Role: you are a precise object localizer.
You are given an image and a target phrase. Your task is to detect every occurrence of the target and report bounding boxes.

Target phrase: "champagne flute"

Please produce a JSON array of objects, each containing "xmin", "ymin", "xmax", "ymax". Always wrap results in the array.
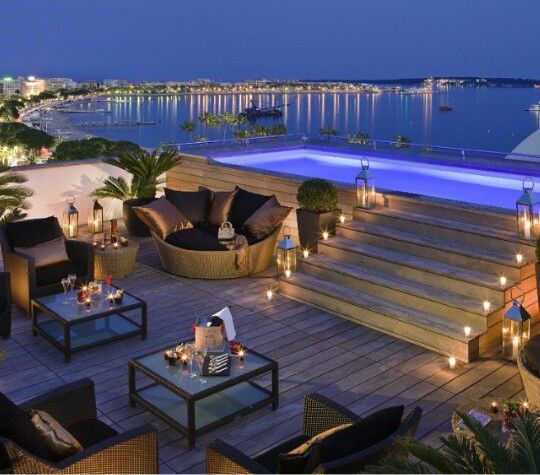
[
  {"xmin": 67, "ymin": 274, "xmax": 77, "ymax": 294},
  {"xmin": 197, "ymin": 349, "xmax": 207, "ymax": 384},
  {"xmin": 61, "ymin": 278, "xmax": 70, "ymax": 304}
]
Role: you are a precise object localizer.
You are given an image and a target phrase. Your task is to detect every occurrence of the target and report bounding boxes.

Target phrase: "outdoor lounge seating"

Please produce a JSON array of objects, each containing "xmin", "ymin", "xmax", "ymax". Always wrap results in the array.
[
  {"xmin": 0, "ymin": 272, "xmax": 11, "ymax": 338},
  {"xmin": 518, "ymin": 335, "xmax": 540, "ymax": 408},
  {"xmin": 0, "ymin": 216, "xmax": 94, "ymax": 314},
  {"xmin": 0, "ymin": 378, "xmax": 158, "ymax": 474},
  {"xmin": 206, "ymin": 393, "xmax": 423, "ymax": 474}
]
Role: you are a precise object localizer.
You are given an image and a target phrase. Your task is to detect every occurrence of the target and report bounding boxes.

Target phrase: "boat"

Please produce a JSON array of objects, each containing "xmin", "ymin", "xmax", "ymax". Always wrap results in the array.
[
  {"xmin": 439, "ymin": 105, "xmax": 453, "ymax": 112},
  {"xmin": 400, "ymin": 87, "xmax": 434, "ymax": 95},
  {"xmin": 526, "ymin": 101, "xmax": 540, "ymax": 112},
  {"xmin": 239, "ymin": 100, "xmax": 285, "ymax": 119}
]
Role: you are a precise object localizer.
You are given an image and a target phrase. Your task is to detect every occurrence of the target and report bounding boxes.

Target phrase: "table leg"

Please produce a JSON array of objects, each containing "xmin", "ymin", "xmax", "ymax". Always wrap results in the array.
[
  {"xmin": 141, "ymin": 303, "xmax": 147, "ymax": 339},
  {"xmin": 272, "ymin": 363, "xmax": 279, "ymax": 410},
  {"xmin": 128, "ymin": 364, "xmax": 136, "ymax": 407},
  {"xmin": 64, "ymin": 324, "xmax": 71, "ymax": 363},
  {"xmin": 187, "ymin": 399, "xmax": 196, "ymax": 449}
]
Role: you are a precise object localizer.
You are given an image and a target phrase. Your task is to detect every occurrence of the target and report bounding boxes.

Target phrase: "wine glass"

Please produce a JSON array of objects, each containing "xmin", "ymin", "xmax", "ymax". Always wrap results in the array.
[
  {"xmin": 187, "ymin": 345, "xmax": 197, "ymax": 378},
  {"xmin": 196, "ymin": 349, "xmax": 207, "ymax": 384},
  {"xmin": 61, "ymin": 278, "xmax": 70, "ymax": 304},
  {"xmin": 67, "ymin": 274, "xmax": 77, "ymax": 293}
]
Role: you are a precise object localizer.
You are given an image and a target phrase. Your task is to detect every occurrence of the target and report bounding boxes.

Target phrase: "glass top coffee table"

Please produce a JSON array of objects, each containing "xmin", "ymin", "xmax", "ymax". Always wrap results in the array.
[
  {"xmin": 128, "ymin": 343, "xmax": 279, "ymax": 448},
  {"xmin": 31, "ymin": 287, "xmax": 147, "ymax": 362}
]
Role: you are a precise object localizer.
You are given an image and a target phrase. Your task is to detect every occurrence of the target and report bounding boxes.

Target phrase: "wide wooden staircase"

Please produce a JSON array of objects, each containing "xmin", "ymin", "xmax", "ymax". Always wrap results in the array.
[{"xmin": 280, "ymin": 197, "xmax": 539, "ymax": 362}]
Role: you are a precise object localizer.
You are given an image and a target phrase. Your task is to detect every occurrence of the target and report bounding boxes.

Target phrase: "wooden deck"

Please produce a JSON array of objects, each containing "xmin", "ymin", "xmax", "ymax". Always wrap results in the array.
[{"xmin": 0, "ymin": 237, "xmax": 529, "ymax": 473}]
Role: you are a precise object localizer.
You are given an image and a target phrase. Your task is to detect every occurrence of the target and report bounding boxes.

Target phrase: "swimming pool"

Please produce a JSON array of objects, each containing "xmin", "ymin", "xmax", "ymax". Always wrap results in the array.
[{"xmin": 214, "ymin": 148, "xmax": 540, "ymax": 210}]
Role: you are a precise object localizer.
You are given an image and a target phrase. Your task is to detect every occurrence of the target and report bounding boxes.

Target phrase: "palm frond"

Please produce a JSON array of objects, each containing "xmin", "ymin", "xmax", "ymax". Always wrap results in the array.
[
  {"xmin": 405, "ymin": 438, "xmax": 464, "ymax": 473},
  {"xmin": 365, "ymin": 453, "xmax": 433, "ymax": 473},
  {"xmin": 508, "ymin": 413, "xmax": 540, "ymax": 473},
  {"xmin": 92, "ymin": 176, "xmax": 132, "ymax": 200}
]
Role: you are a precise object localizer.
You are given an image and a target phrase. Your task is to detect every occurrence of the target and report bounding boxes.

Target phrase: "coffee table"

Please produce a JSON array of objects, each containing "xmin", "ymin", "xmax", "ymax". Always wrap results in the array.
[
  {"xmin": 128, "ymin": 343, "xmax": 279, "ymax": 448},
  {"xmin": 32, "ymin": 287, "xmax": 147, "ymax": 362}
]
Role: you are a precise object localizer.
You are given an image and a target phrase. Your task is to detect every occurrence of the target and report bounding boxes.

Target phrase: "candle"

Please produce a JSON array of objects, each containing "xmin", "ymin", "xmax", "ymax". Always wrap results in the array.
[
  {"xmin": 516, "ymin": 253, "xmax": 524, "ymax": 264},
  {"xmin": 113, "ymin": 242, "xmax": 119, "ymax": 249},
  {"xmin": 84, "ymin": 297, "xmax": 91, "ymax": 308},
  {"xmin": 339, "ymin": 214, "xmax": 345, "ymax": 224},
  {"xmin": 285, "ymin": 269, "xmax": 291, "ymax": 278},
  {"xmin": 303, "ymin": 249, "xmax": 309, "ymax": 259},
  {"xmin": 180, "ymin": 353, "xmax": 189, "ymax": 366},
  {"xmin": 483, "ymin": 301, "xmax": 491, "ymax": 313},
  {"xmin": 448, "ymin": 355, "xmax": 457, "ymax": 369},
  {"xmin": 322, "ymin": 231, "xmax": 329, "ymax": 240},
  {"xmin": 266, "ymin": 289, "xmax": 273, "ymax": 300},
  {"xmin": 521, "ymin": 401, "xmax": 529, "ymax": 413},
  {"xmin": 100, "ymin": 244, "xmax": 106, "ymax": 251},
  {"xmin": 92, "ymin": 241, "xmax": 98, "ymax": 248},
  {"xmin": 464, "ymin": 326, "xmax": 471, "ymax": 337},
  {"xmin": 499, "ymin": 276, "xmax": 507, "ymax": 287},
  {"xmin": 512, "ymin": 335, "xmax": 520, "ymax": 360},
  {"xmin": 524, "ymin": 220, "xmax": 532, "ymax": 240},
  {"xmin": 491, "ymin": 401, "xmax": 499, "ymax": 414},
  {"xmin": 238, "ymin": 349, "xmax": 246, "ymax": 361}
]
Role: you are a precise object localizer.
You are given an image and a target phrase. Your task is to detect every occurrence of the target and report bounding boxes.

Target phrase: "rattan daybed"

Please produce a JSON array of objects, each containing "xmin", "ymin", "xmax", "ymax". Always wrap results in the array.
[{"xmin": 151, "ymin": 226, "xmax": 280, "ymax": 279}]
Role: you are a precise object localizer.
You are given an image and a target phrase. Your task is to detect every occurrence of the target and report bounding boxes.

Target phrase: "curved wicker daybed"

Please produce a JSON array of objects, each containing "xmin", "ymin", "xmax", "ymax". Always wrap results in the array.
[
  {"xmin": 518, "ymin": 349, "xmax": 540, "ymax": 409},
  {"xmin": 151, "ymin": 227, "xmax": 280, "ymax": 279}
]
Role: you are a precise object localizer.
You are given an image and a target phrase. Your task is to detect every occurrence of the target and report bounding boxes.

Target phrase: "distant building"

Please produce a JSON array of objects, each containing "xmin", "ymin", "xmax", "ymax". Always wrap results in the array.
[
  {"xmin": 22, "ymin": 76, "xmax": 46, "ymax": 97},
  {"xmin": 0, "ymin": 76, "xmax": 23, "ymax": 96},
  {"xmin": 45, "ymin": 77, "xmax": 78, "ymax": 91},
  {"xmin": 103, "ymin": 79, "xmax": 130, "ymax": 89}
]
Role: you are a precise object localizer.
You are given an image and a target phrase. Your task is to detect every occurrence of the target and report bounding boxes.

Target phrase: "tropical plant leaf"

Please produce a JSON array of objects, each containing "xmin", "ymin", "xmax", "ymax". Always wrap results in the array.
[
  {"xmin": 365, "ymin": 453, "xmax": 433, "ymax": 473},
  {"xmin": 508, "ymin": 413, "xmax": 540, "ymax": 474},
  {"xmin": 405, "ymin": 438, "xmax": 464, "ymax": 473},
  {"xmin": 92, "ymin": 176, "xmax": 132, "ymax": 200}
]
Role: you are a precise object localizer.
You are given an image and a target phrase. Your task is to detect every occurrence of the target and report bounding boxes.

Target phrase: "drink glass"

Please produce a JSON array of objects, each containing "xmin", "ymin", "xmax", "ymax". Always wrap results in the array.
[
  {"xmin": 61, "ymin": 278, "xmax": 70, "ymax": 304},
  {"xmin": 196, "ymin": 349, "xmax": 207, "ymax": 384},
  {"xmin": 67, "ymin": 274, "xmax": 77, "ymax": 293}
]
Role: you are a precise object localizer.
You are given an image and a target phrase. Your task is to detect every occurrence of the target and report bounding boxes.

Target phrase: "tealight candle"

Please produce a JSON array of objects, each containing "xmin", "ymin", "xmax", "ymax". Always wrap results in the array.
[
  {"xmin": 92, "ymin": 241, "xmax": 98, "ymax": 248},
  {"xmin": 339, "ymin": 214, "xmax": 345, "ymax": 224},
  {"xmin": 483, "ymin": 301, "xmax": 491, "ymax": 313},
  {"xmin": 180, "ymin": 353, "xmax": 189, "ymax": 366},
  {"xmin": 266, "ymin": 289, "xmax": 273, "ymax": 300},
  {"xmin": 448, "ymin": 355, "xmax": 457, "ymax": 369},
  {"xmin": 521, "ymin": 401, "xmax": 530, "ymax": 413},
  {"xmin": 516, "ymin": 253, "xmax": 524, "ymax": 264},
  {"xmin": 113, "ymin": 242, "xmax": 119, "ymax": 249},
  {"xmin": 499, "ymin": 276, "xmax": 507, "ymax": 287},
  {"xmin": 464, "ymin": 326, "xmax": 471, "ymax": 337},
  {"xmin": 322, "ymin": 231, "xmax": 329, "ymax": 240},
  {"xmin": 284, "ymin": 269, "xmax": 291, "ymax": 278},
  {"xmin": 84, "ymin": 297, "xmax": 91, "ymax": 308},
  {"xmin": 303, "ymin": 249, "xmax": 309, "ymax": 259},
  {"xmin": 100, "ymin": 244, "xmax": 106, "ymax": 251},
  {"xmin": 491, "ymin": 401, "xmax": 499, "ymax": 414},
  {"xmin": 238, "ymin": 349, "xmax": 246, "ymax": 361}
]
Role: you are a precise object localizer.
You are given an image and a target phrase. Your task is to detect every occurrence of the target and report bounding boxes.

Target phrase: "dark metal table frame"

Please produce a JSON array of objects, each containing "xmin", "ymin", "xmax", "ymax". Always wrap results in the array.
[
  {"xmin": 32, "ymin": 288, "xmax": 147, "ymax": 362},
  {"xmin": 128, "ymin": 343, "xmax": 279, "ymax": 449}
]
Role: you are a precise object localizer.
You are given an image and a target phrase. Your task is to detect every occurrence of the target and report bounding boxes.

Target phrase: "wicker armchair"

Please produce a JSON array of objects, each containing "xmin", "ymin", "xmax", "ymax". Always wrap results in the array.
[
  {"xmin": 206, "ymin": 393, "xmax": 423, "ymax": 474},
  {"xmin": 0, "ymin": 272, "xmax": 10, "ymax": 338},
  {"xmin": 0, "ymin": 217, "xmax": 94, "ymax": 314},
  {"xmin": 518, "ymin": 350, "xmax": 540, "ymax": 409},
  {"xmin": 1, "ymin": 378, "xmax": 158, "ymax": 474}
]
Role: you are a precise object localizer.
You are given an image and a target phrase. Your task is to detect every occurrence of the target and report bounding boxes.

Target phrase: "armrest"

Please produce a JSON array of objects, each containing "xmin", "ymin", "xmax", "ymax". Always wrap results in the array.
[
  {"xmin": 303, "ymin": 393, "xmax": 360, "ymax": 439},
  {"xmin": 65, "ymin": 240, "xmax": 94, "ymax": 279},
  {"xmin": 20, "ymin": 378, "xmax": 97, "ymax": 427},
  {"xmin": 0, "ymin": 271, "xmax": 10, "ymax": 312},
  {"xmin": 207, "ymin": 439, "xmax": 270, "ymax": 474},
  {"xmin": 3, "ymin": 251, "xmax": 35, "ymax": 313}
]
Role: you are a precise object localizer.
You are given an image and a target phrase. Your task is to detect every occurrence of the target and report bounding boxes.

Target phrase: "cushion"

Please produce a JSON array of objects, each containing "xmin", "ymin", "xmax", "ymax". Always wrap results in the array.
[
  {"xmin": 0, "ymin": 392, "xmax": 50, "ymax": 462},
  {"xmin": 133, "ymin": 197, "xmax": 193, "ymax": 239},
  {"xmin": 164, "ymin": 188, "xmax": 210, "ymax": 225},
  {"xmin": 254, "ymin": 434, "xmax": 309, "ymax": 472},
  {"xmin": 278, "ymin": 444, "xmax": 321, "ymax": 474},
  {"xmin": 28, "ymin": 409, "xmax": 82, "ymax": 462},
  {"xmin": 230, "ymin": 187, "xmax": 273, "ymax": 228},
  {"xmin": 14, "ymin": 236, "xmax": 69, "ymax": 268},
  {"xmin": 35, "ymin": 260, "xmax": 86, "ymax": 288},
  {"xmin": 6, "ymin": 216, "xmax": 62, "ymax": 249},
  {"xmin": 165, "ymin": 227, "xmax": 228, "ymax": 251},
  {"xmin": 288, "ymin": 423, "xmax": 353, "ymax": 457},
  {"xmin": 317, "ymin": 405, "xmax": 404, "ymax": 463},
  {"xmin": 243, "ymin": 195, "xmax": 292, "ymax": 239},
  {"xmin": 523, "ymin": 335, "xmax": 540, "ymax": 377},
  {"xmin": 67, "ymin": 418, "xmax": 118, "ymax": 449},
  {"xmin": 199, "ymin": 187, "xmax": 238, "ymax": 227}
]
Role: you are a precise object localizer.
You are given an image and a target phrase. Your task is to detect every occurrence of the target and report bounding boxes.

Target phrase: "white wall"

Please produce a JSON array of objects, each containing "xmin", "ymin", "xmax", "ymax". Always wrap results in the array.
[{"xmin": 18, "ymin": 159, "xmax": 129, "ymax": 224}]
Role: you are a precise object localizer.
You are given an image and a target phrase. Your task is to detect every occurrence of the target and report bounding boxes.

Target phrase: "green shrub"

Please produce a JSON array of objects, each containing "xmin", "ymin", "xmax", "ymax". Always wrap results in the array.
[
  {"xmin": 297, "ymin": 178, "xmax": 338, "ymax": 213},
  {"xmin": 53, "ymin": 137, "xmax": 141, "ymax": 161},
  {"xmin": 0, "ymin": 123, "xmax": 55, "ymax": 149}
]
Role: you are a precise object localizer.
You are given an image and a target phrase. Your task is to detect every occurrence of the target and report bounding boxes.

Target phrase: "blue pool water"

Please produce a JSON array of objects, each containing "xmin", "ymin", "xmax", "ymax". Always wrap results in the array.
[{"xmin": 214, "ymin": 149, "xmax": 540, "ymax": 210}]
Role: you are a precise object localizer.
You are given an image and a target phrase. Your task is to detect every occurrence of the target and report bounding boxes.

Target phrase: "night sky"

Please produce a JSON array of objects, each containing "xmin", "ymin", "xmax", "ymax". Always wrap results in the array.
[{"xmin": 1, "ymin": 0, "xmax": 540, "ymax": 81}]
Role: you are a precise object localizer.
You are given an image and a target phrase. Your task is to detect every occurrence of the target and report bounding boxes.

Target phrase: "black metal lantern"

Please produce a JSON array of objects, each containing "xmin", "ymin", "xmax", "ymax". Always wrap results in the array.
[
  {"xmin": 356, "ymin": 158, "xmax": 375, "ymax": 209},
  {"xmin": 516, "ymin": 177, "xmax": 540, "ymax": 240},
  {"xmin": 502, "ymin": 287, "xmax": 531, "ymax": 361},
  {"xmin": 276, "ymin": 227, "xmax": 298, "ymax": 278},
  {"xmin": 88, "ymin": 199, "xmax": 104, "ymax": 234},
  {"xmin": 63, "ymin": 195, "xmax": 79, "ymax": 238}
]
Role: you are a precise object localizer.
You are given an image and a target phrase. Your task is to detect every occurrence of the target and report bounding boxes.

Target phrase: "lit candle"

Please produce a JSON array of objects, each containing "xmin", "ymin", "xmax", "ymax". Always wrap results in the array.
[
  {"xmin": 524, "ymin": 220, "xmax": 532, "ymax": 240},
  {"xmin": 113, "ymin": 242, "xmax": 119, "ymax": 249},
  {"xmin": 499, "ymin": 276, "xmax": 507, "ymax": 287},
  {"xmin": 92, "ymin": 241, "xmax": 98, "ymax": 248},
  {"xmin": 100, "ymin": 243, "xmax": 106, "ymax": 251},
  {"xmin": 483, "ymin": 301, "xmax": 491, "ymax": 313},
  {"xmin": 491, "ymin": 401, "xmax": 499, "ymax": 414},
  {"xmin": 238, "ymin": 349, "xmax": 246, "ymax": 361},
  {"xmin": 521, "ymin": 401, "xmax": 530, "ymax": 413},
  {"xmin": 322, "ymin": 231, "xmax": 329, "ymax": 240},
  {"xmin": 284, "ymin": 269, "xmax": 292, "ymax": 278},
  {"xmin": 266, "ymin": 289, "xmax": 273, "ymax": 300},
  {"xmin": 516, "ymin": 253, "xmax": 524, "ymax": 264},
  {"xmin": 84, "ymin": 297, "xmax": 91, "ymax": 308},
  {"xmin": 180, "ymin": 354, "xmax": 189, "ymax": 366},
  {"xmin": 513, "ymin": 335, "xmax": 520, "ymax": 360},
  {"xmin": 448, "ymin": 355, "xmax": 457, "ymax": 369},
  {"xmin": 339, "ymin": 214, "xmax": 345, "ymax": 224},
  {"xmin": 464, "ymin": 326, "xmax": 471, "ymax": 337},
  {"xmin": 303, "ymin": 249, "xmax": 309, "ymax": 259}
]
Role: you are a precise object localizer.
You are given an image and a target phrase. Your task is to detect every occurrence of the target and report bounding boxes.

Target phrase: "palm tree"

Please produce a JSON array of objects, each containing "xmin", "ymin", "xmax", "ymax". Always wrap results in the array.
[
  {"xmin": 367, "ymin": 412, "xmax": 540, "ymax": 474},
  {"xmin": 180, "ymin": 120, "xmax": 196, "ymax": 142},
  {"xmin": 320, "ymin": 126, "xmax": 339, "ymax": 140},
  {"xmin": 0, "ymin": 163, "xmax": 33, "ymax": 223},
  {"xmin": 394, "ymin": 135, "xmax": 412, "ymax": 148}
]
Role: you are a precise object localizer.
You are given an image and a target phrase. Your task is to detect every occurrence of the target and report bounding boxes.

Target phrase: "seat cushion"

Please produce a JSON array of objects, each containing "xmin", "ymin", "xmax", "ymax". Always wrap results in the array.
[
  {"xmin": 230, "ymin": 187, "xmax": 273, "ymax": 229},
  {"xmin": 6, "ymin": 216, "xmax": 62, "ymax": 249},
  {"xmin": 254, "ymin": 434, "xmax": 309, "ymax": 473},
  {"xmin": 243, "ymin": 196, "xmax": 291, "ymax": 240},
  {"xmin": 35, "ymin": 260, "xmax": 85, "ymax": 288},
  {"xmin": 165, "ymin": 227, "xmax": 228, "ymax": 251},
  {"xmin": 67, "ymin": 418, "xmax": 118, "ymax": 449},
  {"xmin": 14, "ymin": 236, "xmax": 69, "ymax": 268},
  {"xmin": 164, "ymin": 188, "xmax": 210, "ymax": 226},
  {"xmin": 133, "ymin": 197, "xmax": 193, "ymax": 239},
  {"xmin": 523, "ymin": 335, "xmax": 540, "ymax": 376}
]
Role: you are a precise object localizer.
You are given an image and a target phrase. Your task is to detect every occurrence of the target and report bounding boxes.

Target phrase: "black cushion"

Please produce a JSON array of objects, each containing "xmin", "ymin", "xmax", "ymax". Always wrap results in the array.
[
  {"xmin": 35, "ymin": 260, "xmax": 86, "ymax": 288},
  {"xmin": 164, "ymin": 225, "xmax": 264, "ymax": 251},
  {"xmin": 523, "ymin": 335, "xmax": 540, "ymax": 377},
  {"xmin": 278, "ymin": 444, "xmax": 320, "ymax": 474},
  {"xmin": 317, "ymin": 405, "xmax": 404, "ymax": 463},
  {"xmin": 0, "ymin": 392, "xmax": 50, "ymax": 464},
  {"xmin": 6, "ymin": 216, "xmax": 62, "ymax": 249},
  {"xmin": 230, "ymin": 187, "xmax": 272, "ymax": 229},
  {"xmin": 254, "ymin": 434, "xmax": 309, "ymax": 473},
  {"xmin": 164, "ymin": 188, "xmax": 210, "ymax": 226},
  {"xmin": 67, "ymin": 419, "xmax": 118, "ymax": 449}
]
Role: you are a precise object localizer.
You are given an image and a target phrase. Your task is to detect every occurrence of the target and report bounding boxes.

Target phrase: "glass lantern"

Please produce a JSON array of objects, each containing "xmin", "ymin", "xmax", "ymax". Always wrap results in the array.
[
  {"xmin": 356, "ymin": 158, "xmax": 375, "ymax": 209},
  {"xmin": 516, "ymin": 177, "xmax": 540, "ymax": 240},
  {"xmin": 276, "ymin": 227, "xmax": 298, "ymax": 277},
  {"xmin": 63, "ymin": 195, "xmax": 79, "ymax": 238},
  {"xmin": 502, "ymin": 287, "xmax": 531, "ymax": 361},
  {"xmin": 88, "ymin": 199, "xmax": 104, "ymax": 234}
]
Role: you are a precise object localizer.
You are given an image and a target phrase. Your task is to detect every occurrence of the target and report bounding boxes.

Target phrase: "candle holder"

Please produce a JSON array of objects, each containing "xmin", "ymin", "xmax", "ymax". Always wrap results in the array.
[{"xmin": 164, "ymin": 350, "xmax": 177, "ymax": 365}]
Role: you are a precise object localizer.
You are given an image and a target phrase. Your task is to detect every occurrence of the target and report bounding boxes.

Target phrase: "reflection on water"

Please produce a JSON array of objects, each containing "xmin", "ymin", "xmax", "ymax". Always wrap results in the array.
[{"xmin": 73, "ymin": 87, "xmax": 540, "ymax": 151}]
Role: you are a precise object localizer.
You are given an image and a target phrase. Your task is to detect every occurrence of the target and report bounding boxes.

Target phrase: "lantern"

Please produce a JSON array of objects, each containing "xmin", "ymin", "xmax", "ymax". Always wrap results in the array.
[
  {"xmin": 88, "ymin": 199, "xmax": 104, "ymax": 234},
  {"xmin": 276, "ymin": 227, "xmax": 298, "ymax": 277},
  {"xmin": 356, "ymin": 158, "xmax": 375, "ymax": 209},
  {"xmin": 502, "ymin": 287, "xmax": 531, "ymax": 361},
  {"xmin": 63, "ymin": 195, "xmax": 79, "ymax": 238},
  {"xmin": 516, "ymin": 177, "xmax": 540, "ymax": 240}
]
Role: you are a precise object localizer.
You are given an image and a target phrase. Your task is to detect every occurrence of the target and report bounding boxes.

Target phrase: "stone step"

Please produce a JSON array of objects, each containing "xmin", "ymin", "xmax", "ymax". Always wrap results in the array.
[
  {"xmin": 337, "ymin": 220, "xmax": 522, "ymax": 281},
  {"xmin": 353, "ymin": 207, "xmax": 536, "ymax": 259},
  {"xmin": 318, "ymin": 237, "xmax": 507, "ymax": 306},
  {"xmin": 280, "ymin": 273, "xmax": 481, "ymax": 362},
  {"xmin": 300, "ymin": 254, "xmax": 489, "ymax": 330}
]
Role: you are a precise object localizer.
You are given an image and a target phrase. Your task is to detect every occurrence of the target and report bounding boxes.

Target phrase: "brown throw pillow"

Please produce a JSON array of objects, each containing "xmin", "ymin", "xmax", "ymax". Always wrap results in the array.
[
  {"xmin": 288, "ymin": 423, "xmax": 353, "ymax": 456},
  {"xmin": 133, "ymin": 197, "xmax": 193, "ymax": 239},
  {"xmin": 28, "ymin": 409, "xmax": 82, "ymax": 462},
  {"xmin": 199, "ymin": 187, "xmax": 238, "ymax": 227},
  {"xmin": 13, "ymin": 236, "xmax": 69, "ymax": 268},
  {"xmin": 243, "ymin": 196, "xmax": 292, "ymax": 239}
]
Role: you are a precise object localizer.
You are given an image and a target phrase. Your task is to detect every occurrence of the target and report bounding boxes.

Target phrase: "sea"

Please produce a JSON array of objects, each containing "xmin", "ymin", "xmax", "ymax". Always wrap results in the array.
[{"xmin": 51, "ymin": 86, "xmax": 540, "ymax": 153}]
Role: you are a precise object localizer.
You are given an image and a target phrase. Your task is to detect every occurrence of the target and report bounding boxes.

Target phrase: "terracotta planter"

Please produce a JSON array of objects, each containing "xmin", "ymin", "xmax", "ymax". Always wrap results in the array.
[
  {"xmin": 123, "ymin": 198, "xmax": 153, "ymax": 237},
  {"xmin": 296, "ymin": 208, "xmax": 340, "ymax": 253}
]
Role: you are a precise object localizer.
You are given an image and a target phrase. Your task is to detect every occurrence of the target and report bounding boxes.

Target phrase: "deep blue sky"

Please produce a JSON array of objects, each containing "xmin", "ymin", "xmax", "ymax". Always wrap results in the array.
[{"xmin": 2, "ymin": 0, "xmax": 540, "ymax": 82}]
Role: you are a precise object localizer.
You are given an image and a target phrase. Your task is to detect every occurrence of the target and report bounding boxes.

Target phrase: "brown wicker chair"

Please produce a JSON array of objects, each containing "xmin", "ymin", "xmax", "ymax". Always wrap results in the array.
[
  {"xmin": 151, "ymin": 226, "xmax": 280, "ymax": 279},
  {"xmin": 206, "ymin": 393, "xmax": 423, "ymax": 474},
  {"xmin": 1, "ymin": 378, "xmax": 158, "ymax": 474},
  {"xmin": 518, "ymin": 351, "xmax": 540, "ymax": 409}
]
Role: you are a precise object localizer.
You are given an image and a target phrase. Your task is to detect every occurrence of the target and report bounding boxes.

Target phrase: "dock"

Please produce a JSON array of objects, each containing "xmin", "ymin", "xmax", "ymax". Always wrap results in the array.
[{"xmin": 73, "ymin": 120, "xmax": 156, "ymax": 127}]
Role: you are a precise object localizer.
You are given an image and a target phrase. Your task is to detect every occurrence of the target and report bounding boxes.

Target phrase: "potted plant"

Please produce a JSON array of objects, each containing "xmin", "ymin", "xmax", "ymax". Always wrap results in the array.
[
  {"xmin": 92, "ymin": 149, "xmax": 181, "ymax": 236},
  {"xmin": 296, "ymin": 178, "xmax": 340, "ymax": 252}
]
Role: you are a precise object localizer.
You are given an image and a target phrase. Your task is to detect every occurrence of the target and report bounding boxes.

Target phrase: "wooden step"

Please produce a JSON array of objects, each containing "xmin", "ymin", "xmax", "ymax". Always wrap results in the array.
[
  {"xmin": 300, "ymin": 254, "xmax": 489, "ymax": 330},
  {"xmin": 280, "ymin": 273, "xmax": 481, "ymax": 362},
  {"xmin": 353, "ymin": 207, "xmax": 536, "ymax": 258},
  {"xmin": 318, "ymin": 237, "xmax": 507, "ymax": 306},
  {"xmin": 337, "ymin": 220, "xmax": 522, "ymax": 280}
]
